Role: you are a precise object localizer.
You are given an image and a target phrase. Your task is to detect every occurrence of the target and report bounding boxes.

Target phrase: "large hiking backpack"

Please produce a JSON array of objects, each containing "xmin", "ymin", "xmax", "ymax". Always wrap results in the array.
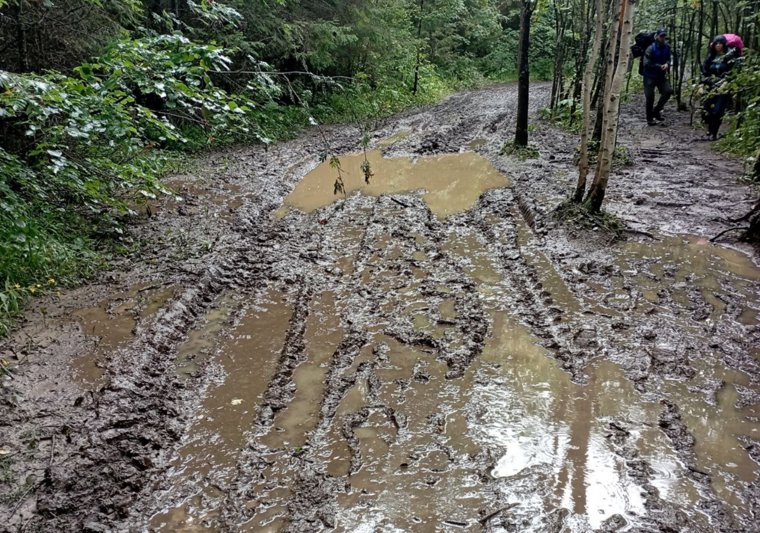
[
  {"xmin": 631, "ymin": 31, "xmax": 656, "ymax": 58},
  {"xmin": 723, "ymin": 33, "xmax": 744, "ymax": 55}
]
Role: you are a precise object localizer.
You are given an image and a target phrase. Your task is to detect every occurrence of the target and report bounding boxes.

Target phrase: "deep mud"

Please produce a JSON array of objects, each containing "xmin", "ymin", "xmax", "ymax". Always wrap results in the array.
[{"xmin": 2, "ymin": 83, "xmax": 760, "ymax": 532}]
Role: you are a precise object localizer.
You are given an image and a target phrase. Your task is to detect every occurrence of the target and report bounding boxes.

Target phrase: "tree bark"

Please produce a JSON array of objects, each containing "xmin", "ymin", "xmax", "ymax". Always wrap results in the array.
[
  {"xmin": 585, "ymin": 0, "xmax": 637, "ymax": 212},
  {"xmin": 412, "ymin": 0, "xmax": 424, "ymax": 96},
  {"xmin": 710, "ymin": 0, "xmax": 718, "ymax": 39},
  {"xmin": 514, "ymin": 0, "xmax": 534, "ymax": 147},
  {"xmin": 16, "ymin": 0, "xmax": 30, "ymax": 72},
  {"xmin": 574, "ymin": 0, "xmax": 605, "ymax": 202}
]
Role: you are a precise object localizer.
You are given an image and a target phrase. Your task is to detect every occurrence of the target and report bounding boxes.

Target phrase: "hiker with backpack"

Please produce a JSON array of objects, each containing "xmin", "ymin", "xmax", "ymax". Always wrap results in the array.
[
  {"xmin": 700, "ymin": 34, "xmax": 743, "ymax": 140},
  {"xmin": 640, "ymin": 28, "xmax": 673, "ymax": 126}
]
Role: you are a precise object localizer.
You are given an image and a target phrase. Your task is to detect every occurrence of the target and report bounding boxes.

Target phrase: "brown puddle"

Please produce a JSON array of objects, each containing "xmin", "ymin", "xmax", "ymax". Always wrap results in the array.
[
  {"xmin": 277, "ymin": 150, "xmax": 509, "ymax": 218},
  {"xmin": 470, "ymin": 312, "xmax": 710, "ymax": 530},
  {"xmin": 150, "ymin": 290, "xmax": 292, "ymax": 531},
  {"xmin": 662, "ymin": 360, "xmax": 760, "ymax": 511},
  {"xmin": 326, "ymin": 335, "xmax": 485, "ymax": 531},
  {"xmin": 616, "ymin": 235, "xmax": 760, "ymax": 322},
  {"xmin": 145, "ymin": 192, "xmax": 759, "ymax": 530},
  {"xmin": 318, "ymin": 310, "xmax": 711, "ymax": 531},
  {"xmin": 175, "ymin": 295, "xmax": 236, "ymax": 378},
  {"xmin": 514, "ymin": 212, "xmax": 582, "ymax": 315},
  {"xmin": 72, "ymin": 284, "xmax": 176, "ymax": 386},
  {"xmin": 260, "ymin": 291, "xmax": 345, "ymax": 450}
]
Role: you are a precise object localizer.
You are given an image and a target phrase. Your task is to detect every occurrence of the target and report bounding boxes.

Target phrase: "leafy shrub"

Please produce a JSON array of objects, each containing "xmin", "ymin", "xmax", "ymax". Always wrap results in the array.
[
  {"xmin": 0, "ymin": 33, "xmax": 273, "ymax": 332},
  {"xmin": 721, "ymin": 53, "xmax": 760, "ymax": 180},
  {"xmin": 539, "ymin": 98, "xmax": 582, "ymax": 132}
]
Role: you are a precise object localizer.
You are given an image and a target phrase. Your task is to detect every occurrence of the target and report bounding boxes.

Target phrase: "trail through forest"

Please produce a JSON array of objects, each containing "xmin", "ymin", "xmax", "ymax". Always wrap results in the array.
[{"xmin": 1, "ymin": 83, "xmax": 760, "ymax": 532}]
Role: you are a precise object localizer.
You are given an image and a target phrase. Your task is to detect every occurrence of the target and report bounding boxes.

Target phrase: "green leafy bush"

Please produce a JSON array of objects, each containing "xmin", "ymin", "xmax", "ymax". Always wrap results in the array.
[
  {"xmin": 0, "ymin": 33, "xmax": 273, "ymax": 332},
  {"xmin": 721, "ymin": 53, "xmax": 760, "ymax": 180}
]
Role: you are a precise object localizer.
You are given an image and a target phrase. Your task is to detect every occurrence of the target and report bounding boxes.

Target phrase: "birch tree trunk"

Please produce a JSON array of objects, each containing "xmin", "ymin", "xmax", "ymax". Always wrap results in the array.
[
  {"xmin": 585, "ymin": 0, "xmax": 637, "ymax": 212},
  {"xmin": 592, "ymin": 0, "xmax": 620, "ymax": 156},
  {"xmin": 573, "ymin": 0, "xmax": 606, "ymax": 202}
]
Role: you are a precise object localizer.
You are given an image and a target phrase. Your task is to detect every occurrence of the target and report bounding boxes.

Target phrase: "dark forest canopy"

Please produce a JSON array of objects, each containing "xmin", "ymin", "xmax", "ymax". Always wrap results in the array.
[{"xmin": 1, "ymin": 0, "xmax": 759, "ymax": 332}]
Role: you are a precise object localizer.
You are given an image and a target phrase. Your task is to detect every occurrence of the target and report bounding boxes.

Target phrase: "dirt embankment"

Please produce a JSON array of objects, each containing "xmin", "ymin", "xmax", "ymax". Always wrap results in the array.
[{"xmin": 1, "ymin": 83, "xmax": 759, "ymax": 532}]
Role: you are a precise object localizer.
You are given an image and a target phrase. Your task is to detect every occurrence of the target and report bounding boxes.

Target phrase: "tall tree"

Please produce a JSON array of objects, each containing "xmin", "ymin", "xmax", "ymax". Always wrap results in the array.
[
  {"xmin": 585, "ymin": 0, "xmax": 637, "ymax": 212},
  {"xmin": 574, "ymin": 0, "xmax": 606, "ymax": 202},
  {"xmin": 514, "ymin": 0, "xmax": 535, "ymax": 146}
]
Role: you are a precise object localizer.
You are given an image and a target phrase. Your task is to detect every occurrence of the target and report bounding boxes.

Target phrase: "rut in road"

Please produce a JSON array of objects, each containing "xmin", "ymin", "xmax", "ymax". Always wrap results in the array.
[{"xmin": 3, "ymin": 83, "xmax": 760, "ymax": 533}]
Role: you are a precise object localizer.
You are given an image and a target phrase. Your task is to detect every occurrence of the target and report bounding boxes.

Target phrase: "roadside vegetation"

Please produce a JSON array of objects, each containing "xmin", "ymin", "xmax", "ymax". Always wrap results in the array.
[
  {"xmin": 0, "ymin": 0, "xmax": 557, "ymax": 334},
  {"xmin": 531, "ymin": 0, "xmax": 759, "ymax": 231},
  {"xmin": 1, "ymin": 0, "xmax": 759, "ymax": 333}
]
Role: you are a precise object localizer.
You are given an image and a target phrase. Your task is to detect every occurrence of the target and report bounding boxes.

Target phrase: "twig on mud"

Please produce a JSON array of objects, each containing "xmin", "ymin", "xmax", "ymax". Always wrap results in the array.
[
  {"xmin": 0, "ymin": 362, "xmax": 14, "ymax": 379},
  {"xmin": 48, "ymin": 435, "xmax": 56, "ymax": 468},
  {"xmin": 654, "ymin": 201, "xmax": 694, "ymax": 208},
  {"xmin": 622, "ymin": 228, "xmax": 657, "ymax": 239},
  {"xmin": 687, "ymin": 464, "xmax": 710, "ymax": 477},
  {"xmin": 443, "ymin": 520, "xmax": 468, "ymax": 527},
  {"xmin": 479, "ymin": 504, "xmax": 518, "ymax": 526},
  {"xmin": 9, "ymin": 482, "xmax": 41, "ymax": 518},
  {"xmin": 136, "ymin": 283, "xmax": 162, "ymax": 293},
  {"xmin": 390, "ymin": 196, "xmax": 410, "ymax": 208},
  {"xmin": 709, "ymin": 226, "xmax": 749, "ymax": 243}
]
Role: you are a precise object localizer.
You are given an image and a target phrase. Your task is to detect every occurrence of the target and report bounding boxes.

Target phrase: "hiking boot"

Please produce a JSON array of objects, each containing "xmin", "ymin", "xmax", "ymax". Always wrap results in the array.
[
  {"xmin": 653, "ymin": 110, "xmax": 665, "ymax": 122},
  {"xmin": 647, "ymin": 119, "xmax": 657, "ymax": 126}
]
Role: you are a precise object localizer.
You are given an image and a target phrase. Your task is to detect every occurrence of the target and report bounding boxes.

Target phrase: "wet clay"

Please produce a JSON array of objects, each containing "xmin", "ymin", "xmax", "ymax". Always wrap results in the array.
[{"xmin": 2, "ymin": 83, "xmax": 759, "ymax": 533}]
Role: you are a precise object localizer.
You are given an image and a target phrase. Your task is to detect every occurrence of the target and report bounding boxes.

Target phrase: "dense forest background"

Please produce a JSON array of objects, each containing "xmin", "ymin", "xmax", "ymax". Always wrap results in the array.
[{"xmin": 0, "ymin": 0, "xmax": 759, "ymax": 332}]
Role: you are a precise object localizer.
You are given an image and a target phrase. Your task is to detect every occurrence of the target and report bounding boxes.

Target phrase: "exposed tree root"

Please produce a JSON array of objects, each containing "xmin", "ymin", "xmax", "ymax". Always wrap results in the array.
[
  {"xmin": 710, "ymin": 226, "xmax": 750, "ymax": 243},
  {"xmin": 554, "ymin": 199, "xmax": 625, "ymax": 238}
]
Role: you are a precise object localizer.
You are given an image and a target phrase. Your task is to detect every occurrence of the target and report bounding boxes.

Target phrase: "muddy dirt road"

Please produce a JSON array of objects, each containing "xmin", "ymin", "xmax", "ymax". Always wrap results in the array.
[{"xmin": 2, "ymin": 83, "xmax": 760, "ymax": 532}]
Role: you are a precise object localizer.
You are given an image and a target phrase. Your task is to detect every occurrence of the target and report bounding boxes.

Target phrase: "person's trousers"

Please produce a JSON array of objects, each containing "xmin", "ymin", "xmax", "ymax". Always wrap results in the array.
[
  {"xmin": 643, "ymin": 76, "xmax": 673, "ymax": 120},
  {"xmin": 703, "ymin": 93, "xmax": 730, "ymax": 137}
]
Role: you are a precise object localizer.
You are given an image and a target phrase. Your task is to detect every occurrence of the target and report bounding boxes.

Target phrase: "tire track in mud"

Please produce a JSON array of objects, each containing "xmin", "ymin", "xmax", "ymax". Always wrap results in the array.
[
  {"xmin": 4, "ymin": 82, "xmax": 760, "ymax": 532},
  {"xmin": 218, "ymin": 194, "xmax": 497, "ymax": 529},
  {"xmin": 21, "ymin": 164, "xmax": 326, "ymax": 530},
  {"xmin": 463, "ymin": 188, "xmax": 598, "ymax": 381}
]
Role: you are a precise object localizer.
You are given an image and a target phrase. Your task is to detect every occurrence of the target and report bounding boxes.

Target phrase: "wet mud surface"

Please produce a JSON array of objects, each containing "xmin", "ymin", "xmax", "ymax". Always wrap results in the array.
[{"xmin": 2, "ymin": 83, "xmax": 760, "ymax": 532}]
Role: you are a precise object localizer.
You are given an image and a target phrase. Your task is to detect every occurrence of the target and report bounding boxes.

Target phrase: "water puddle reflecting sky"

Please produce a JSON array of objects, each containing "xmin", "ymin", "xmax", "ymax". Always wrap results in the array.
[
  {"xmin": 143, "ymin": 147, "xmax": 760, "ymax": 531},
  {"xmin": 473, "ymin": 311, "xmax": 700, "ymax": 530}
]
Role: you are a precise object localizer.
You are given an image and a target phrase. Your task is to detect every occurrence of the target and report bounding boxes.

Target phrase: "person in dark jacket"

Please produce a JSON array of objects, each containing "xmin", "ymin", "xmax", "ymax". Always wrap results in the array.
[
  {"xmin": 701, "ymin": 35, "xmax": 739, "ymax": 140},
  {"xmin": 642, "ymin": 28, "xmax": 673, "ymax": 126}
]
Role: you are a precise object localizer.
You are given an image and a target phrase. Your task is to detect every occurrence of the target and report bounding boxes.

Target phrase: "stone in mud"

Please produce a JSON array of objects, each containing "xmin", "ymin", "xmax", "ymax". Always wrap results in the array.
[
  {"xmin": 573, "ymin": 326, "xmax": 598, "ymax": 349},
  {"xmin": 598, "ymin": 513, "xmax": 628, "ymax": 531},
  {"xmin": 543, "ymin": 507, "xmax": 570, "ymax": 532},
  {"xmin": 642, "ymin": 328, "xmax": 657, "ymax": 340},
  {"xmin": 647, "ymin": 344, "xmax": 695, "ymax": 380},
  {"xmin": 658, "ymin": 400, "xmax": 696, "ymax": 451},
  {"xmin": 83, "ymin": 522, "xmax": 110, "ymax": 533}
]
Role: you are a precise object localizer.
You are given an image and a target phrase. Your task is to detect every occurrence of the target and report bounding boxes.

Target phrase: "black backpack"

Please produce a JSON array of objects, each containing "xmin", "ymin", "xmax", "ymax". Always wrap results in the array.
[{"xmin": 631, "ymin": 31, "xmax": 655, "ymax": 58}]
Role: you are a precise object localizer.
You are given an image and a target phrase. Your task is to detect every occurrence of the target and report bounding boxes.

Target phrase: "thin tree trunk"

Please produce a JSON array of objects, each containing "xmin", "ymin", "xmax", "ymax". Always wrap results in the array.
[
  {"xmin": 697, "ymin": 0, "xmax": 704, "ymax": 67},
  {"xmin": 412, "ymin": 0, "xmax": 424, "ymax": 95},
  {"xmin": 16, "ymin": 0, "xmax": 30, "ymax": 72},
  {"xmin": 669, "ymin": 0, "xmax": 681, "ymax": 108},
  {"xmin": 514, "ymin": 0, "xmax": 534, "ymax": 147},
  {"xmin": 592, "ymin": 23, "xmax": 614, "ymax": 143},
  {"xmin": 710, "ymin": 0, "xmax": 718, "ymax": 38},
  {"xmin": 574, "ymin": 0, "xmax": 605, "ymax": 202},
  {"xmin": 585, "ymin": 0, "xmax": 637, "ymax": 212}
]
